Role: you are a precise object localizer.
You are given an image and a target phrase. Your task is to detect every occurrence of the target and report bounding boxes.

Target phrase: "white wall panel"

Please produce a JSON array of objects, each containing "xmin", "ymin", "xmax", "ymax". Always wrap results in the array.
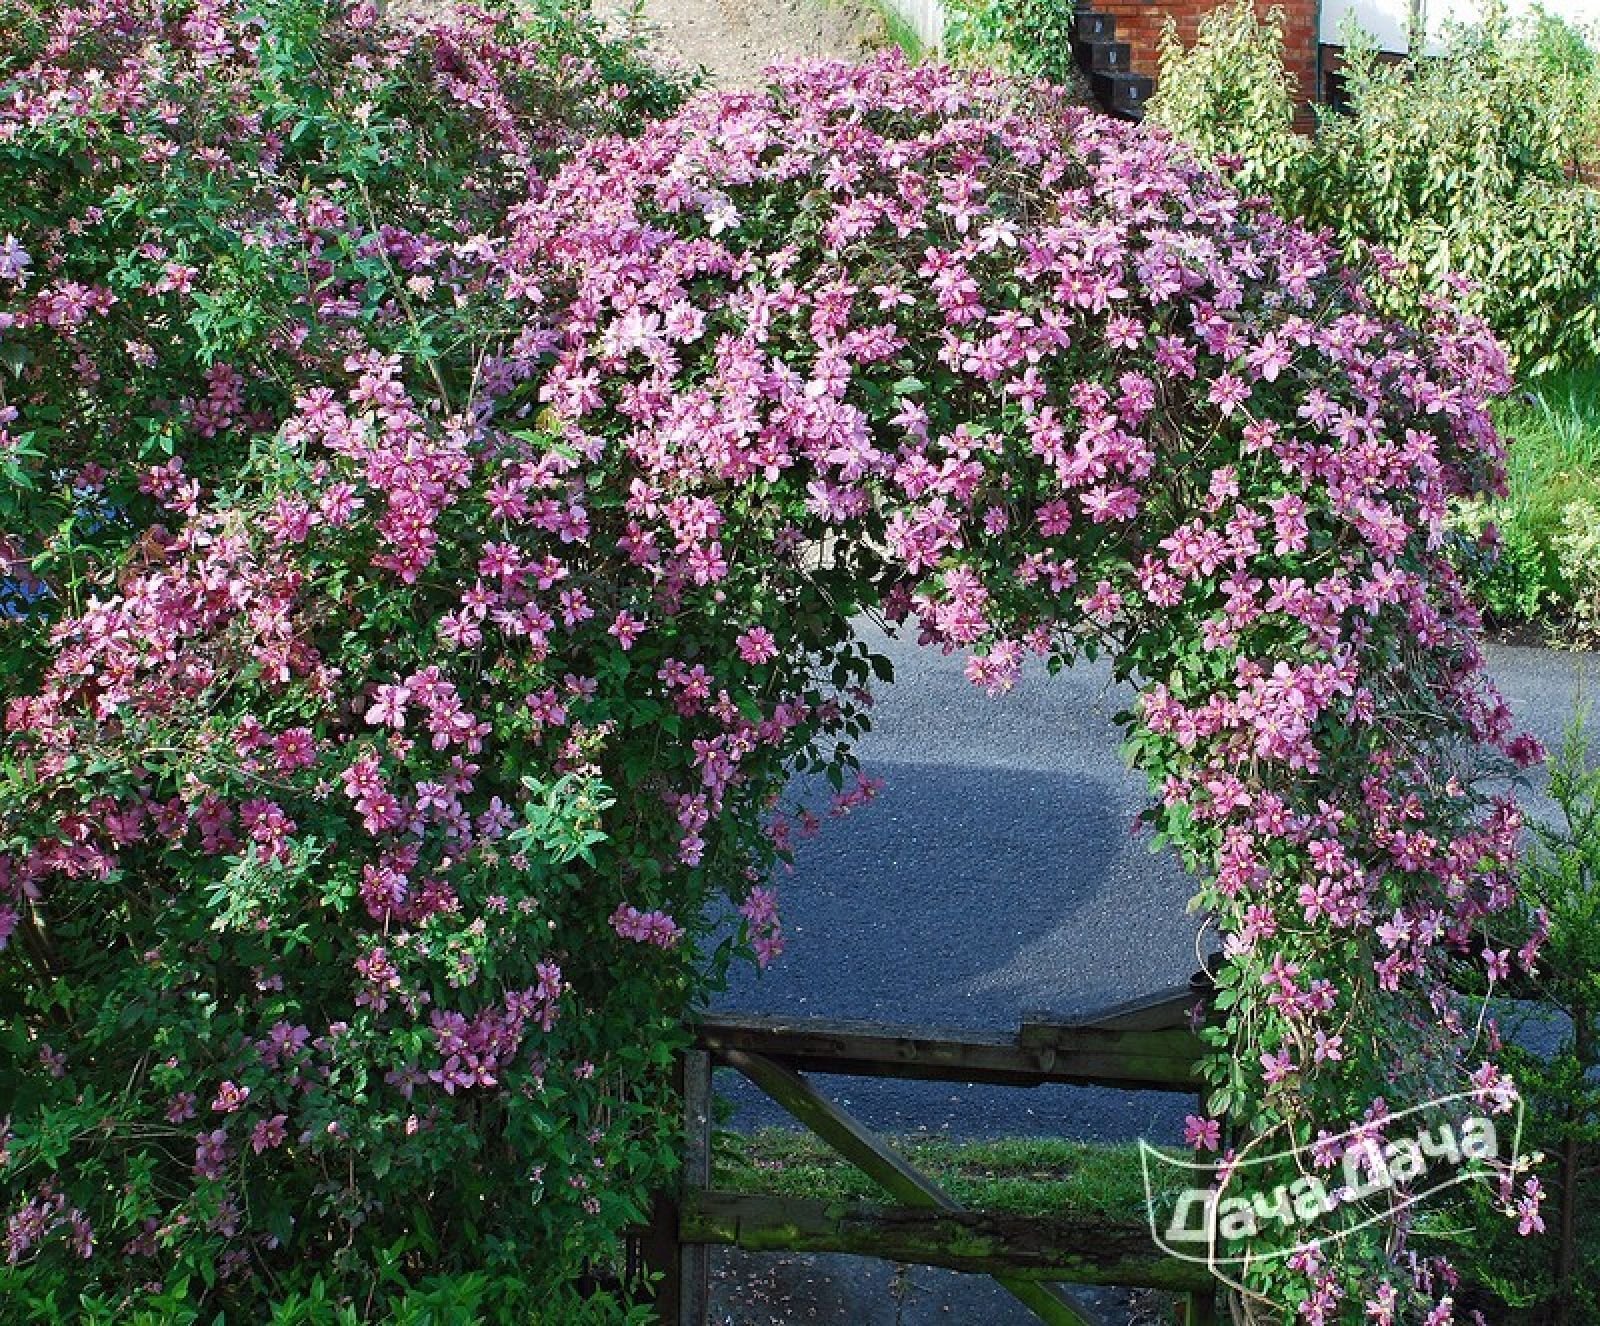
[
  {"xmin": 881, "ymin": 0, "xmax": 947, "ymax": 51},
  {"xmin": 1321, "ymin": 0, "xmax": 1600, "ymax": 53}
]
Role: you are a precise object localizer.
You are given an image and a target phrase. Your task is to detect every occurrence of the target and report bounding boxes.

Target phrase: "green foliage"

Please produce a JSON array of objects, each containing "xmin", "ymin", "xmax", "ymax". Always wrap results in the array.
[
  {"xmin": 1150, "ymin": 0, "xmax": 1600, "ymax": 376},
  {"xmin": 1424, "ymin": 709, "xmax": 1600, "ymax": 1319},
  {"xmin": 1147, "ymin": 4, "xmax": 1309, "ymax": 201},
  {"xmin": 1314, "ymin": 17, "xmax": 1600, "ymax": 377},
  {"xmin": 942, "ymin": 0, "xmax": 1083, "ymax": 88},
  {"xmin": 1553, "ymin": 501, "xmax": 1600, "ymax": 646},
  {"xmin": 1448, "ymin": 507, "xmax": 1552, "ymax": 626},
  {"xmin": 1520, "ymin": 5, "xmax": 1600, "ymax": 173},
  {"xmin": 0, "ymin": 1269, "xmax": 655, "ymax": 1325},
  {"xmin": 1449, "ymin": 365, "xmax": 1600, "ymax": 635}
]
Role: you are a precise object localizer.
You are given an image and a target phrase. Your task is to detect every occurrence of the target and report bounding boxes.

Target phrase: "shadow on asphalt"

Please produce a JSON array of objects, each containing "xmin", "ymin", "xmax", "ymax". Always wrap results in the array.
[{"xmin": 714, "ymin": 758, "xmax": 1197, "ymax": 1143}]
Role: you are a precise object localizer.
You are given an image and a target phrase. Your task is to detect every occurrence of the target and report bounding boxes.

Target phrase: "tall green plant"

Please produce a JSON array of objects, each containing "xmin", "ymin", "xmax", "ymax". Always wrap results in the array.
[
  {"xmin": 942, "ymin": 0, "xmax": 1082, "ymax": 87},
  {"xmin": 1147, "ymin": 3, "xmax": 1308, "ymax": 202},
  {"xmin": 1150, "ymin": 0, "xmax": 1600, "ymax": 375},
  {"xmin": 1522, "ymin": 7, "xmax": 1600, "ymax": 176},
  {"xmin": 1313, "ymin": 18, "xmax": 1600, "ymax": 375}
]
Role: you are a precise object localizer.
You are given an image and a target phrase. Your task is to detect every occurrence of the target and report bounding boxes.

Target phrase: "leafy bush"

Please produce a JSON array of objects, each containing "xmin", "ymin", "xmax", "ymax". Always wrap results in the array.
[
  {"xmin": 0, "ymin": 29, "xmax": 1550, "ymax": 1326},
  {"xmin": 0, "ymin": 0, "xmax": 678, "ymax": 683},
  {"xmin": 1147, "ymin": 3, "xmax": 1308, "ymax": 202},
  {"xmin": 1149, "ymin": 0, "xmax": 1600, "ymax": 376},
  {"xmin": 942, "ymin": 0, "xmax": 1083, "ymax": 87},
  {"xmin": 1552, "ymin": 501, "xmax": 1600, "ymax": 646},
  {"xmin": 1316, "ymin": 20, "xmax": 1600, "ymax": 377},
  {"xmin": 1448, "ymin": 365, "xmax": 1600, "ymax": 635},
  {"xmin": 1448, "ymin": 507, "xmax": 1555, "ymax": 627},
  {"xmin": 1425, "ymin": 711, "xmax": 1600, "ymax": 1320},
  {"xmin": 1520, "ymin": 6, "xmax": 1600, "ymax": 177}
]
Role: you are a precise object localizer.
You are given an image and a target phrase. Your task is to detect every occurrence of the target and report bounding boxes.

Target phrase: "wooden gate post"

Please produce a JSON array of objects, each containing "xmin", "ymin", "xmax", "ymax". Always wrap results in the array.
[
  {"xmin": 638, "ymin": 1189, "xmax": 683, "ymax": 1325},
  {"xmin": 636, "ymin": 1049, "xmax": 707, "ymax": 1318},
  {"xmin": 679, "ymin": 1048, "xmax": 713, "ymax": 1326},
  {"xmin": 637, "ymin": 1048, "xmax": 711, "ymax": 1325}
]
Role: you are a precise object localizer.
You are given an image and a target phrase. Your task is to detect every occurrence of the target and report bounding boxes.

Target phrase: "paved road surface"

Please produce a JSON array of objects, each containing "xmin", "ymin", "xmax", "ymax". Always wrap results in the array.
[{"xmin": 715, "ymin": 627, "xmax": 1594, "ymax": 1143}]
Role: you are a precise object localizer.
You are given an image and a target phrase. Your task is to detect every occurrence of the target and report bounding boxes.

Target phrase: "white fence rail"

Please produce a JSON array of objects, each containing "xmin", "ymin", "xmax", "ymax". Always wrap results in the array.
[{"xmin": 882, "ymin": 0, "xmax": 947, "ymax": 50}]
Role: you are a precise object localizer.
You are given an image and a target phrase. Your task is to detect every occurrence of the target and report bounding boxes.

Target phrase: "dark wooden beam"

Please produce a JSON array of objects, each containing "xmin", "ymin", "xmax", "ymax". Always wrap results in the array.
[
  {"xmin": 1035, "ymin": 970, "xmax": 1212, "ymax": 1032},
  {"xmin": 696, "ymin": 1014, "xmax": 1202, "ymax": 1091},
  {"xmin": 720, "ymin": 1049, "xmax": 1108, "ymax": 1325},
  {"xmin": 638, "ymin": 1191, "xmax": 683, "ymax": 1324},
  {"xmin": 679, "ymin": 1049, "xmax": 712, "ymax": 1326},
  {"xmin": 1015, "ymin": 1022, "xmax": 1204, "ymax": 1090},
  {"xmin": 680, "ymin": 1190, "xmax": 1213, "ymax": 1292}
]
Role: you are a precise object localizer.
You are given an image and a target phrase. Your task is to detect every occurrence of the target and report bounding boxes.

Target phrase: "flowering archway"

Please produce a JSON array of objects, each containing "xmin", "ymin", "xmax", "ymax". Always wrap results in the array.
[{"xmin": 0, "ymin": 51, "xmax": 1540, "ymax": 1325}]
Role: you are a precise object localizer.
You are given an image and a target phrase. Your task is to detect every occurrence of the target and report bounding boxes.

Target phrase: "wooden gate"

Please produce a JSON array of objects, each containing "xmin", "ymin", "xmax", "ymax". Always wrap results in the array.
[{"xmin": 639, "ymin": 974, "xmax": 1220, "ymax": 1326}]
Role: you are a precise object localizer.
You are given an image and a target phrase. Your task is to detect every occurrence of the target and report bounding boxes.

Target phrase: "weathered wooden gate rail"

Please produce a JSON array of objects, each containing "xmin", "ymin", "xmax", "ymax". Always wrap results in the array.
[{"xmin": 638, "ymin": 975, "xmax": 1220, "ymax": 1326}]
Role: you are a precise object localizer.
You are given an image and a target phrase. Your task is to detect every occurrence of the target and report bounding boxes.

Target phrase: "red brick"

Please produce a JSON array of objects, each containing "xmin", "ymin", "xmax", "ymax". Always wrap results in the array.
[{"xmin": 1087, "ymin": 0, "xmax": 1324, "ymax": 122}]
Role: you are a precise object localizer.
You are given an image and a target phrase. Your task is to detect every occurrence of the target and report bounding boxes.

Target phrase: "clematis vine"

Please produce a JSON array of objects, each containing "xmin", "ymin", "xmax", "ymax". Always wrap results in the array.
[{"xmin": 0, "ymin": 10, "xmax": 1544, "ymax": 1321}]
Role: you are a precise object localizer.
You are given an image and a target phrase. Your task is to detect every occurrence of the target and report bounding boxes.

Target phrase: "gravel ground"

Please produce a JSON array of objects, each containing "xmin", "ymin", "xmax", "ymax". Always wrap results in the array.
[{"xmin": 597, "ymin": 0, "xmax": 888, "ymax": 87}]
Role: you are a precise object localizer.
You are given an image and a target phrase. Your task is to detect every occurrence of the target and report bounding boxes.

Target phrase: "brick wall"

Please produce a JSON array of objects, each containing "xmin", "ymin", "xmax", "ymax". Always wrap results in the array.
[{"xmin": 1085, "ymin": 0, "xmax": 1322, "ymax": 125}]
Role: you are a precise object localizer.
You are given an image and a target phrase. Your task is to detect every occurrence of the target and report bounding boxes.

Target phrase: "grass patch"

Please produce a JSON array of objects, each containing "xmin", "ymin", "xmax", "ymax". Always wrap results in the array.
[
  {"xmin": 714, "ymin": 1128, "xmax": 1170, "ymax": 1224},
  {"xmin": 1495, "ymin": 363, "xmax": 1600, "ymax": 541},
  {"xmin": 1453, "ymin": 361, "xmax": 1600, "ymax": 633}
]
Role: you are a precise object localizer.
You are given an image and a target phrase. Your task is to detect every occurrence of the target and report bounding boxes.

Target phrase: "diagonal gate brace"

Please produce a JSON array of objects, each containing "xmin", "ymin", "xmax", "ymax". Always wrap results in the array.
[{"xmin": 719, "ymin": 1047, "xmax": 1114, "ymax": 1326}]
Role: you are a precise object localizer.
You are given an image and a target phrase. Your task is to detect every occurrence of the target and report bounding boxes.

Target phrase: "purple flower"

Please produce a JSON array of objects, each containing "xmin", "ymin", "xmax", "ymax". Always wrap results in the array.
[
  {"xmin": 0, "ymin": 235, "xmax": 31, "ymax": 283},
  {"xmin": 212, "ymin": 1081, "xmax": 250, "ymax": 1113},
  {"xmin": 1183, "ymin": 1114, "xmax": 1222, "ymax": 1151},
  {"xmin": 194, "ymin": 1129, "xmax": 230, "ymax": 1180},
  {"xmin": 736, "ymin": 627, "xmax": 779, "ymax": 665},
  {"xmin": 251, "ymin": 1114, "xmax": 289, "ymax": 1154}
]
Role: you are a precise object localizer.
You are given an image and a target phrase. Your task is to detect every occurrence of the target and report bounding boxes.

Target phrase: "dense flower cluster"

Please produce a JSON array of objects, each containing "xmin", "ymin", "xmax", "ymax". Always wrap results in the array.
[
  {"xmin": 0, "ymin": 0, "xmax": 676, "ymax": 669},
  {"xmin": 508, "ymin": 75, "xmax": 1541, "ymax": 1318},
  {"xmin": 0, "ymin": 0, "xmax": 692, "ymax": 1317},
  {"xmin": 0, "ymin": 8, "xmax": 1543, "ymax": 1321}
]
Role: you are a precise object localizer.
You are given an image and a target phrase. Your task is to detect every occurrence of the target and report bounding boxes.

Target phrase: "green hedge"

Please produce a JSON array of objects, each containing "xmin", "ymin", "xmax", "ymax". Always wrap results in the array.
[
  {"xmin": 1448, "ymin": 365, "xmax": 1600, "ymax": 639},
  {"xmin": 1149, "ymin": 2, "xmax": 1600, "ymax": 377},
  {"xmin": 942, "ymin": 0, "xmax": 1082, "ymax": 87}
]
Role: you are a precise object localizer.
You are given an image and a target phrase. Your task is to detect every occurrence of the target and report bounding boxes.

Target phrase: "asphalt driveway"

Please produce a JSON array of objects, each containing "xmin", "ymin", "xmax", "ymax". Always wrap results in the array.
[{"xmin": 714, "ymin": 628, "xmax": 1594, "ymax": 1142}]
